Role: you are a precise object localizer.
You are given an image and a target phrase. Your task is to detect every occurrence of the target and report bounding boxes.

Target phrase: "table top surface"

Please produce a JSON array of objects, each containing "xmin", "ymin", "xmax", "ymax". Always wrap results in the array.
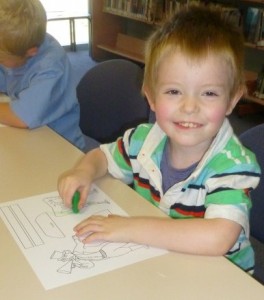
[{"xmin": 0, "ymin": 126, "xmax": 263, "ymax": 300}]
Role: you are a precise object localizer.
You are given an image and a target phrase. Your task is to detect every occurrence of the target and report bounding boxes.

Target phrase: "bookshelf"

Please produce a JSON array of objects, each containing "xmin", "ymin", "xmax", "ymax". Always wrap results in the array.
[
  {"xmin": 237, "ymin": 0, "xmax": 264, "ymax": 108},
  {"xmin": 89, "ymin": 0, "xmax": 158, "ymax": 63},
  {"xmin": 89, "ymin": 0, "xmax": 264, "ymax": 108}
]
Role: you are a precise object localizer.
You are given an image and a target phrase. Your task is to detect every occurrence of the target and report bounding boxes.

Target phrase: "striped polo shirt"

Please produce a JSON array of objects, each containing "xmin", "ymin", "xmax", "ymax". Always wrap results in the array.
[{"xmin": 100, "ymin": 118, "xmax": 261, "ymax": 272}]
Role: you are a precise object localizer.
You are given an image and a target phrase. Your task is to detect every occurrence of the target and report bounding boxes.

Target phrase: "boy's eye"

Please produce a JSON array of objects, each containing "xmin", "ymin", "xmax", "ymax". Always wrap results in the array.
[
  {"xmin": 204, "ymin": 91, "xmax": 218, "ymax": 97},
  {"xmin": 166, "ymin": 89, "xmax": 180, "ymax": 95}
]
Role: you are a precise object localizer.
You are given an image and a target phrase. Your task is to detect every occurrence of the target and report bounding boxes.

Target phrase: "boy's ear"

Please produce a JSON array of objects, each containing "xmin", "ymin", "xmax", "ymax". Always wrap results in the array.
[
  {"xmin": 26, "ymin": 47, "xmax": 38, "ymax": 58},
  {"xmin": 143, "ymin": 85, "xmax": 156, "ymax": 112},
  {"xmin": 226, "ymin": 87, "xmax": 244, "ymax": 116}
]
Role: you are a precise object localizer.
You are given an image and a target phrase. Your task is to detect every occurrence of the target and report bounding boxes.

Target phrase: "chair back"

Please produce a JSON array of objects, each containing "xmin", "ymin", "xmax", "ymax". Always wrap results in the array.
[
  {"xmin": 240, "ymin": 123, "xmax": 264, "ymax": 243},
  {"xmin": 240, "ymin": 124, "xmax": 264, "ymax": 284},
  {"xmin": 77, "ymin": 59, "xmax": 150, "ymax": 144}
]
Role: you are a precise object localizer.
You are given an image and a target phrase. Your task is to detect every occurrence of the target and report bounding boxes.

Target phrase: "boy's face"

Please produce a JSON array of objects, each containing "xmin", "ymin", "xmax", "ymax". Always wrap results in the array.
[{"xmin": 145, "ymin": 51, "xmax": 242, "ymax": 153}]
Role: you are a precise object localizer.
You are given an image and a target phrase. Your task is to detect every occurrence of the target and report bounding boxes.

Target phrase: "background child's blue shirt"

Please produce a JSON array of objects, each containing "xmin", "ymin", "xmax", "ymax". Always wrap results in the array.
[{"xmin": 0, "ymin": 33, "xmax": 85, "ymax": 151}]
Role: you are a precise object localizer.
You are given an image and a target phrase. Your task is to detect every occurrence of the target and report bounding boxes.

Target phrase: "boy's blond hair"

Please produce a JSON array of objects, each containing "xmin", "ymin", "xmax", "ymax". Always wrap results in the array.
[
  {"xmin": 143, "ymin": 5, "xmax": 245, "ymax": 99},
  {"xmin": 0, "ymin": 0, "xmax": 46, "ymax": 56}
]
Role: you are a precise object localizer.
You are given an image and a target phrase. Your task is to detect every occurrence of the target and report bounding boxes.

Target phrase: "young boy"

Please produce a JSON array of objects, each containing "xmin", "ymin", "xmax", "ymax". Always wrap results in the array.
[
  {"xmin": 58, "ymin": 6, "xmax": 261, "ymax": 273},
  {"xmin": 0, "ymin": 0, "xmax": 85, "ymax": 151}
]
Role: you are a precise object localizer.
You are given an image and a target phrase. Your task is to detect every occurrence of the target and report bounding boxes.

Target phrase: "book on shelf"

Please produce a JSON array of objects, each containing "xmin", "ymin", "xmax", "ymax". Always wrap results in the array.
[
  {"xmin": 103, "ymin": 0, "xmax": 159, "ymax": 22},
  {"xmin": 164, "ymin": 1, "xmax": 201, "ymax": 19},
  {"xmin": 103, "ymin": 0, "xmax": 202, "ymax": 23},
  {"xmin": 244, "ymin": 7, "xmax": 264, "ymax": 45},
  {"xmin": 256, "ymin": 10, "xmax": 264, "ymax": 46},
  {"xmin": 254, "ymin": 66, "xmax": 264, "ymax": 99},
  {"xmin": 221, "ymin": 7, "xmax": 242, "ymax": 28}
]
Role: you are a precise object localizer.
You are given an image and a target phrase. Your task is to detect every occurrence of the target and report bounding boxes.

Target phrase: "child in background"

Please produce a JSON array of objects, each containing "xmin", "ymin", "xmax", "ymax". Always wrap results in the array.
[
  {"xmin": 58, "ymin": 6, "xmax": 260, "ymax": 273},
  {"xmin": 0, "ymin": 0, "xmax": 85, "ymax": 151}
]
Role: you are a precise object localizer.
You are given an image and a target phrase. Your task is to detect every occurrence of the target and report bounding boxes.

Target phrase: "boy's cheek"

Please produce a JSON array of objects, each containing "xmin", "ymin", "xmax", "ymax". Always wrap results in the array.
[
  {"xmin": 207, "ymin": 109, "xmax": 228, "ymax": 124},
  {"xmin": 155, "ymin": 106, "xmax": 171, "ymax": 121}
]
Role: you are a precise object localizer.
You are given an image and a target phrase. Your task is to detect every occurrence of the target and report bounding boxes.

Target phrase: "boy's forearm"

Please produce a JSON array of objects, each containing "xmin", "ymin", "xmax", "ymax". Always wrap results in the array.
[
  {"xmin": 126, "ymin": 217, "xmax": 241, "ymax": 256},
  {"xmin": 78, "ymin": 215, "xmax": 241, "ymax": 257},
  {"xmin": 75, "ymin": 148, "xmax": 108, "ymax": 181}
]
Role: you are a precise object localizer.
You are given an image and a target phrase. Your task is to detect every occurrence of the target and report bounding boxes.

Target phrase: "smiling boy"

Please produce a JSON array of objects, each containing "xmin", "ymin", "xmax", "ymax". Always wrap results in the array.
[{"xmin": 58, "ymin": 6, "xmax": 260, "ymax": 273}]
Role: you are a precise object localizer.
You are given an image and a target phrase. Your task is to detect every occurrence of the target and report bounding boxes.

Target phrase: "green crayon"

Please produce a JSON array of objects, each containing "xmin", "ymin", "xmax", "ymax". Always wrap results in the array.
[{"xmin": 72, "ymin": 191, "xmax": 80, "ymax": 213}]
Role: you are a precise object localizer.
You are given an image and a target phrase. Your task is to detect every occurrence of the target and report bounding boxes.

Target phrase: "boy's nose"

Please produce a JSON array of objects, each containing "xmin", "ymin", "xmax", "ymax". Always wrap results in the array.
[{"xmin": 180, "ymin": 96, "xmax": 198, "ymax": 114}]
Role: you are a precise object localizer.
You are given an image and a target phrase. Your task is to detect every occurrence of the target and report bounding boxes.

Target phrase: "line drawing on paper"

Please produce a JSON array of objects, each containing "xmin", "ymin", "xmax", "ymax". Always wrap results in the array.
[
  {"xmin": 36, "ymin": 212, "xmax": 65, "ymax": 238},
  {"xmin": 1, "ymin": 204, "xmax": 44, "ymax": 248},
  {"xmin": 0, "ymin": 185, "xmax": 167, "ymax": 290},
  {"xmin": 51, "ymin": 235, "xmax": 146, "ymax": 274}
]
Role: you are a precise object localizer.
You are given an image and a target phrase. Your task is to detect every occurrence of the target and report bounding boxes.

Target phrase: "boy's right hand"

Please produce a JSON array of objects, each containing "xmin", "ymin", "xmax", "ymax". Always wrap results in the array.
[
  {"xmin": 57, "ymin": 168, "xmax": 92, "ymax": 211},
  {"xmin": 57, "ymin": 148, "xmax": 109, "ymax": 211}
]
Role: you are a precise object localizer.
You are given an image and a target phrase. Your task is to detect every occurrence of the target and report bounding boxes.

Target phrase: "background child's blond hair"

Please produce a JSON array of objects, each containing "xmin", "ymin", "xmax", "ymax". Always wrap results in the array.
[{"xmin": 0, "ymin": 0, "xmax": 46, "ymax": 56}]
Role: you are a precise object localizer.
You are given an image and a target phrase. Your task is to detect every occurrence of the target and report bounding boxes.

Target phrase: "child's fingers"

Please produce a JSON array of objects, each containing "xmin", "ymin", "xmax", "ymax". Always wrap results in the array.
[
  {"xmin": 78, "ymin": 187, "xmax": 90, "ymax": 210},
  {"xmin": 74, "ymin": 215, "xmax": 105, "ymax": 234}
]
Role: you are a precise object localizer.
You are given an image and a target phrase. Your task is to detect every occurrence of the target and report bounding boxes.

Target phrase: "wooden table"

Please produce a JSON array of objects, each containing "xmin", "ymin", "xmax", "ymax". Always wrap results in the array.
[{"xmin": 0, "ymin": 126, "xmax": 263, "ymax": 300}]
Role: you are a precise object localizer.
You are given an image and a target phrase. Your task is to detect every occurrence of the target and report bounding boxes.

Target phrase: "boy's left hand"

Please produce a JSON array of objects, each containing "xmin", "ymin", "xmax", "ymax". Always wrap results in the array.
[{"xmin": 74, "ymin": 214, "xmax": 132, "ymax": 244}]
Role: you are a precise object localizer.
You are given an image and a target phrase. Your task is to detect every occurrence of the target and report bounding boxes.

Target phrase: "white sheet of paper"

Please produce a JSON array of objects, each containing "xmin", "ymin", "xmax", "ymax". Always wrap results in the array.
[{"xmin": 0, "ymin": 185, "xmax": 167, "ymax": 290}]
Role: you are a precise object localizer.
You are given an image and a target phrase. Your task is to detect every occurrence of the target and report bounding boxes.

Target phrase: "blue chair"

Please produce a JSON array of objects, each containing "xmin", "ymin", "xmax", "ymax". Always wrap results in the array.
[
  {"xmin": 76, "ymin": 59, "xmax": 150, "ymax": 152},
  {"xmin": 240, "ymin": 123, "xmax": 264, "ymax": 284}
]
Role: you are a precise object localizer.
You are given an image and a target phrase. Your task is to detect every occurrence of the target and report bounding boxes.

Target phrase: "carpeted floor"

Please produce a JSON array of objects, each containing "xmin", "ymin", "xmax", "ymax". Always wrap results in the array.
[{"xmin": 67, "ymin": 50, "xmax": 97, "ymax": 88}]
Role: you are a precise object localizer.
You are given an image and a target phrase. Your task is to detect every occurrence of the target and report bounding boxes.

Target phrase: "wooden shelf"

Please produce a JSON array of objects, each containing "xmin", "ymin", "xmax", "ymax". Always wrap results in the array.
[
  {"xmin": 245, "ymin": 94, "xmax": 264, "ymax": 105},
  {"xmin": 97, "ymin": 44, "xmax": 144, "ymax": 63},
  {"xmin": 245, "ymin": 42, "xmax": 264, "ymax": 50},
  {"xmin": 102, "ymin": 8, "xmax": 153, "ymax": 24},
  {"xmin": 97, "ymin": 33, "xmax": 145, "ymax": 63},
  {"xmin": 90, "ymin": 0, "xmax": 154, "ymax": 62},
  {"xmin": 242, "ymin": 0, "xmax": 264, "ymax": 5}
]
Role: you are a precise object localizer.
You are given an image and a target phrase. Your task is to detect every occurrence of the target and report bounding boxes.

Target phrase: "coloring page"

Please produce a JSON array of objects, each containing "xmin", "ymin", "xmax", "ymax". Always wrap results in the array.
[{"xmin": 0, "ymin": 185, "xmax": 167, "ymax": 289}]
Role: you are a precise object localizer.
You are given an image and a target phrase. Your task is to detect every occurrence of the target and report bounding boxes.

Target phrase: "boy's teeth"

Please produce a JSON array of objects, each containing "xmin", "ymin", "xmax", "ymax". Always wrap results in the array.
[{"xmin": 180, "ymin": 122, "xmax": 198, "ymax": 128}]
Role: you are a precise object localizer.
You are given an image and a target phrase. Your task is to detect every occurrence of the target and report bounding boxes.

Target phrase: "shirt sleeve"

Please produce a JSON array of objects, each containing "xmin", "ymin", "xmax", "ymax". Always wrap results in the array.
[
  {"xmin": 10, "ymin": 66, "xmax": 70, "ymax": 128},
  {"xmin": 205, "ymin": 203, "xmax": 250, "ymax": 236},
  {"xmin": 100, "ymin": 128, "xmax": 136, "ymax": 184},
  {"xmin": 203, "ymin": 140, "xmax": 261, "ymax": 236}
]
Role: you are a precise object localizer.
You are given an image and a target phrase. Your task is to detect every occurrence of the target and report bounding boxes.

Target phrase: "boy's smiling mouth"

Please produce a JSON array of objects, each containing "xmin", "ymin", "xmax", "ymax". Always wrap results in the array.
[{"xmin": 177, "ymin": 122, "xmax": 202, "ymax": 128}]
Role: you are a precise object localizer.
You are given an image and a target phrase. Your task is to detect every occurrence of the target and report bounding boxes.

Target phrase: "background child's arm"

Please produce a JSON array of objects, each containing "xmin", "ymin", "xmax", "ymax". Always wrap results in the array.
[
  {"xmin": 0, "ymin": 103, "xmax": 28, "ymax": 128},
  {"xmin": 58, "ymin": 148, "xmax": 108, "ymax": 209},
  {"xmin": 74, "ymin": 215, "xmax": 241, "ymax": 256}
]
